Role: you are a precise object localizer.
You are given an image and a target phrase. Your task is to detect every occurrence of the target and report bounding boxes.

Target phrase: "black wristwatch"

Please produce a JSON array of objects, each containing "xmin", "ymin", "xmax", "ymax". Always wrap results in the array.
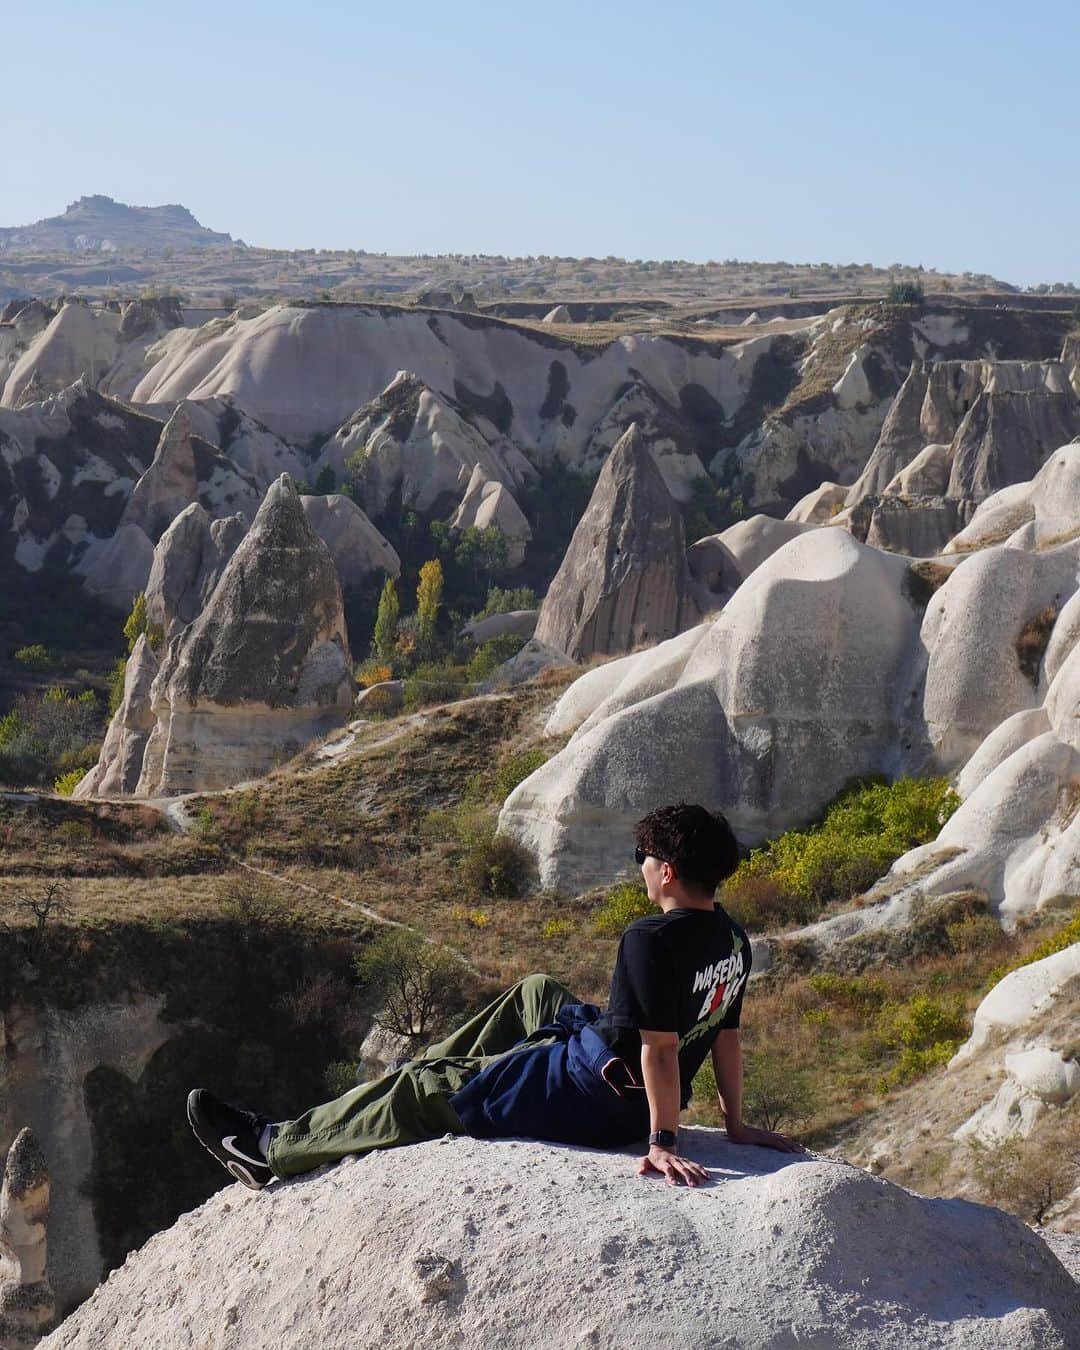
[{"xmin": 649, "ymin": 1129, "xmax": 678, "ymax": 1150}]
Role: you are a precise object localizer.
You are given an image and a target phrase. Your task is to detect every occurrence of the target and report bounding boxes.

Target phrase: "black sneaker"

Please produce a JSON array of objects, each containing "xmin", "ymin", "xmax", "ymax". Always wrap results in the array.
[{"xmin": 186, "ymin": 1088, "xmax": 274, "ymax": 1190}]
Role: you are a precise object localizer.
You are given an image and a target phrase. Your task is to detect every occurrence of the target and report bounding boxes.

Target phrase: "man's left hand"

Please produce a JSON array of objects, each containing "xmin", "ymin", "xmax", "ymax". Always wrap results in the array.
[{"xmin": 726, "ymin": 1122, "xmax": 805, "ymax": 1153}]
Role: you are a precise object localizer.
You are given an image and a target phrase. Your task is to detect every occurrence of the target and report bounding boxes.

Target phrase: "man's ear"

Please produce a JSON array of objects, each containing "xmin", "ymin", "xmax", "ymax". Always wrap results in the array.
[{"xmin": 661, "ymin": 860, "xmax": 677, "ymax": 887}]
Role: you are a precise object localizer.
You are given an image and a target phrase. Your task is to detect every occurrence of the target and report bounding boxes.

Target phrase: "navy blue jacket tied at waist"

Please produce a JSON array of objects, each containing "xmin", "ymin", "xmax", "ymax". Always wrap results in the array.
[{"xmin": 448, "ymin": 1002, "xmax": 651, "ymax": 1147}]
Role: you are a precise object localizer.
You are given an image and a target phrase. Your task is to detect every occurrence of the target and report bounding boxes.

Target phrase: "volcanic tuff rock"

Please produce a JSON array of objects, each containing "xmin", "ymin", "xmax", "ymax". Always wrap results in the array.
[
  {"xmin": 508, "ymin": 529, "xmax": 918, "ymax": 889},
  {"xmin": 533, "ymin": 423, "xmax": 699, "ymax": 661},
  {"xmin": 39, "ymin": 1132, "xmax": 1080, "ymax": 1350},
  {"xmin": 120, "ymin": 405, "xmax": 261, "ymax": 544},
  {"xmin": 142, "ymin": 503, "xmax": 246, "ymax": 637},
  {"xmin": 581, "ymin": 378, "xmax": 711, "ymax": 502},
  {"xmin": 449, "ymin": 465, "xmax": 532, "ymax": 566},
  {"xmin": 0, "ymin": 195, "xmax": 236, "ymax": 255},
  {"xmin": 314, "ymin": 371, "xmax": 533, "ymax": 520},
  {"xmin": 0, "ymin": 1129, "xmax": 54, "ymax": 1350},
  {"xmin": 299, "ymin": 493, "xmax": 401, "ymax": 587},
  {"xmin": 72, "ymin": 635, "xmax": 159, "ymax": 799},
  {"xmin": 132, "ymin": 475, "xmax": 353, "ymax": 795}
]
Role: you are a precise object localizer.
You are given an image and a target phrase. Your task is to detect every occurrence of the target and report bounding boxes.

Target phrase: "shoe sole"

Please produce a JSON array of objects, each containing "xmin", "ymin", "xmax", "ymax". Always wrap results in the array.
[{"xmin": 186, "ymin": 1091, "xmax": 271, "ymax": 1192}]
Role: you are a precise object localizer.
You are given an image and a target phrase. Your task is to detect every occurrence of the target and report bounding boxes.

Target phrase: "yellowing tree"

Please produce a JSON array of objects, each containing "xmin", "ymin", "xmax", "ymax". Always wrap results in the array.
[
  {"xmin": 373, "ymin": 575, "xmax": 399, "ymax": 663},
  {"xmin": 416, "ymin": 559, "xmax": 444, "ymax": 653}
]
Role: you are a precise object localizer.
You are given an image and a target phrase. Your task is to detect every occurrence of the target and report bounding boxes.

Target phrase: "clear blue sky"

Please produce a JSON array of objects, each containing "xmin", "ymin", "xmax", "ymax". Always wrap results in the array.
[{"xmin": 5, "ymin": 1, "xmax": 1077, "ymax": 286}]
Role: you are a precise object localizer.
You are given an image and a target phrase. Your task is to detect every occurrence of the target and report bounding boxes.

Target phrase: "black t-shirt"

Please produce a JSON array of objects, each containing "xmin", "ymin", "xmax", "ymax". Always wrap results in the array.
[{"xmin": 593, "ymin": 905, "xmax": 751, "ymax": 1107}]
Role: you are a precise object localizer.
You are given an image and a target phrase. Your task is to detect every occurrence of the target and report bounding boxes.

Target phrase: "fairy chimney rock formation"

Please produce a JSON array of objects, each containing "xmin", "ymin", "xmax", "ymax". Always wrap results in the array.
[
  {"xmin": 134, "ymin": 474, "xmax": 354, "ymax": 795},
  {"xmin": 72, "ymin": 634, "xmax": 159, "ymax": 799},
  {"xmin": 534, "ymin": 423, "xmax": 698, "ymax": 660},
  {"xmin": 0, "ymin": 1129, "xmax": 55, "ymax": 1349}
]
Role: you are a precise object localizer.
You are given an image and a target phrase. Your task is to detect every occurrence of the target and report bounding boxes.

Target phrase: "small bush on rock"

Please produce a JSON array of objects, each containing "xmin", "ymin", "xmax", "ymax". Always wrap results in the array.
[
  {"xmin": 14, "ymin": 643, "xmax": 56, "ymax": 670},
  {"xmin": 467, "ymin": 634, "xmax": 527, "ymax": 682}
]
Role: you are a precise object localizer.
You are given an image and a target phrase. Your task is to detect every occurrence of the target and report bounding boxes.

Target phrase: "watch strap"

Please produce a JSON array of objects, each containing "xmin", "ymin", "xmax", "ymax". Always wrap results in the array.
[{"xmin": 649, "ymin": 1129, "xmax": 678, "ymax": 1149}]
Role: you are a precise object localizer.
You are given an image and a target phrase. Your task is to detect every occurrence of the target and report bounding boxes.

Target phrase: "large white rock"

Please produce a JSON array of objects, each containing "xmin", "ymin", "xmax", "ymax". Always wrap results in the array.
[
  {"xmin": 915, "ymin": 542, "xmax": 1079, "ymax": 772},
  {"xmin": 74, "ymin": 523, "xmax": 156, "ymax": 611},
  {"xmin": 784, "ymin": 481, "xmax": 847, "ymax": 524},
  {"xmin": 449, "ymin": 465, "xmax": 532, "ymax": 566},
  {"xmin": 38, "ymin": 1133, "xmax": 1079, "ymax": 1350},
  {"xmin": 955, "ymin": 707, "xmax": 1050, "ymax": 799},
  {"xmin": 300, "ymin": 493, "xmax": 401, "ymax": 588},
  {"xmin": 952, "ymin": 944, "xmax": 1080, "ymax": 1062},
  {"xmin": 947, "ymin": 443, "xmax": 1080, "ymax": 554},
  {"xmin": 73, "ymin": 635, "xmax": 159, "ymax": 799},
  {"xmin": 714, "ymin": 515, "xmax": 817, "ymax": 579},
  {"xmin": 1, "ymin": 303, "xmax": 121, "ymax": 408},
  {"xmin": 503, "ymin": 530, "xmax": 918, "ymax": 890}
]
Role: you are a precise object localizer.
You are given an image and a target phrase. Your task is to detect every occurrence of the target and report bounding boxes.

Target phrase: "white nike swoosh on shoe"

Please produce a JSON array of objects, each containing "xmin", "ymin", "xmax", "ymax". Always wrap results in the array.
[{"xmin": 223, "ymin": 1135, "xmax": 267, "ymax": 1169}]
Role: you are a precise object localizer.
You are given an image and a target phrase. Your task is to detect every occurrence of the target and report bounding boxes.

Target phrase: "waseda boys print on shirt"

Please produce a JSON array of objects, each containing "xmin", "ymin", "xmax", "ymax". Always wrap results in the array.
[{"xmin": 593, "ymin": 904, "xmax": 751, "ymax": 1107}]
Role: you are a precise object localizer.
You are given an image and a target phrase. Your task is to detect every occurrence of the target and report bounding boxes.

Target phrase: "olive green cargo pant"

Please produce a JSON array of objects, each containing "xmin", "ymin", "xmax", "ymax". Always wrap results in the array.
[{"xmin": 266, "ymin": 973, "xmax": 574, "ymax": 1179}]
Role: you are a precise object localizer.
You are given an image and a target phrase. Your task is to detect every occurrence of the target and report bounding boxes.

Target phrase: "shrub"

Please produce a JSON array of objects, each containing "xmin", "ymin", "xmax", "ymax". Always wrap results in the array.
[
  {"xmin": 122, "ymin": 593, "xmax": 164, "ymax": 654},
  {"xmin": 594, "ymin": 882, "xmax": 656, "ymax": 937},
  {"xmin": 491, "ymin": 746, "xmax": 551, "ymax": 801},
  {"xmin": 324, "ymin": 1060, "xmax": 359, "ymax": 1096},
  {"xmin": 721, "ymin": 873, "xmax": 819, "ymax": 932},
  {"xmin": 107, "ymin": 657, "xmax": 128, "ymax": 714},
  {"xmin": 1015, "ymin": 606, "xmax": 1058, "ymax": 686},
  {"xmin": 694, "ymin": 1053, "xmax": 817, "ymax": 1132},
  {"xmin": 873, "ymin": 993, "xmax": 967, "ymax": 1090},
  {"xmin": 541, "ymin": 917, "xmax": 573, "ymax": 940},
  {"xmin": 54, "ymin": 768, "xmax": 86, "ymax": 796},
  {"xmin": 732, "ymin": 776, "xmax": 960, "ymax": 919},
  {"xmin": 467, "ymin": 634, "xmax": 527, "ymax": 682},
  {"xmin": 806, "ymin": 973, "xmax": 887, "ymax": 1010},
  {"xmin": 471, "ymin": 585, "xmax": 538, "ymax": 621},
  {"xmin": 14, "ymin": 644, "xmax": 56, "ymax": 671},
  {"xmin": 0, "ymin": 688, "xmax": 103, "ymax": 787},
  {"xmin": 461, "ymin": 828, "xmax": 532, "ymax": 900},
  {"xmin": 887, "ymin": 281, "xmax": 924, "ymax": 305},
  {"xmin": 373, "ymin": 576, "xmax": 399, "ymax": 663},
  {"xmin": 354, "ymin": 928, "xmax": 464, "ymax": 1043},
  {"xmin": 403, "ymin": 664, "xmax": 468, "ymax": 709},
  {"xmin": 355, "ymin": 660, "xmax": 392, "ymax": 689}
]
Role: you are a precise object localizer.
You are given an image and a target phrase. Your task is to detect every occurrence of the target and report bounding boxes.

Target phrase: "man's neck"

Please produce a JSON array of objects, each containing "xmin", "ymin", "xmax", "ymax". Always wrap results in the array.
[{"xmin": 657, "ymin": 893, "xmax": 715, "ymax": 913}]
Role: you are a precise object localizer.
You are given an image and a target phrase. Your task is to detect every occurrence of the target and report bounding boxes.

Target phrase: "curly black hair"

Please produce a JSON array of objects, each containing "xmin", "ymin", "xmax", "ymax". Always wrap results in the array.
[{"xmin": 634, "ymin": 802, "xmax": 740, "ymax": 894}]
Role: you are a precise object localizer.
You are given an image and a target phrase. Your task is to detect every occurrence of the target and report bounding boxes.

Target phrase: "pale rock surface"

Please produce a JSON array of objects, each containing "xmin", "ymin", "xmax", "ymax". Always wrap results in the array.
[
  {"xmin": 1046, "ymin": 633, "xmax": 1080, "ymax": 753},
  {"xmin": 831, "ymin": 342, "xmax": 876, "ymax": 409},
  {"xmin": 953, "ymin": 1045, "xmax": 1080, "ymax": 1145},
  {"xmin": 300, "ymin": 493, "xmax": 401, "ymax": 588},
  {"xmin": 863, "ymin": 496, "xmax": 960, "ymax": 556},
  {"xmin": 177, "ymin": 395, "xmax": 309, "ymax": 488},
  {"xmin": 913, "ymin": 541, "xmax": 1080, "ymax": 772},
  {"xmin": 534, "ymin": 424, "xmax": 699, "ymax": 660},
  {"xmin": 120, "ymin": 405, "xmax": 261, "ymax": 543},
  {"xmin": 134, "ymin": 475, "xmax": 353, "ymax": 796},
  {"xmin": 143, "ymin": 502, "xmax": 245, "ymax": 637},
  {"xmin": 0, "ymin": 1129, "xmax": 54, "ymax": 1350},
  {"xmin": 712, "ymin": 514, "xmax": 817, "ymax": 580},
  {"xmin": 784, "ymin": 480, "xmax": 847, "ymax": 524},
  {"xmin": 505, "ymin": 530, "xmax": 918, "ymax": 890},
  {"xmin": 1044, "ymin": 587, "xmax": 1080, "ymax": 684},
  {"xmin": 541, "ymin": 304, "xmax": 571, "ymax": 324},
  {"xmin": 581, "ymin": 379, "xmax": 710, "ymax": 502},
  {"xmin": 449, "ymin": 465, "xmax": 532, "ymax": 566},
  {"xmin": 39, "ymin": 1132, "xmax": 1080, "ymax": 1350},
  {"xmin": 73, "ymin": 636, "xmax": 159, "ymax": 799},
  {"xmin": 883, "ymin": 442, "xmax": 953, "ymax": 497},
  {"xmin": 315, "ymin": 371, "xmax": 529, "ymax": 520},
  {"xmin": 481, "ymin": 638, "xmax": 574, "ymax": 690},
  {"xmin": 953, "ymin": 945, "xmax": 1080, "ymax": 1062},
  {"xmin": 544, "ymin": 626, "xmax": 708, "ymax": 739},
  {"xmin": 1, "ymin": 303, "xmax": 121, "ymax": 409},
  {"xmin": 460, "ymin": 610, "xmax": 538, "ymax": 645},
  {"xmin": 948, "ymin": 443, "xmax": 1080, "ymax": 554},
  {"xmin": 955, "ymin": 707, "xmax": 1050, "ymax": 799},
  {"xmin": 73, "ymin": 524, "xmax": 156, "ymax": 610}
]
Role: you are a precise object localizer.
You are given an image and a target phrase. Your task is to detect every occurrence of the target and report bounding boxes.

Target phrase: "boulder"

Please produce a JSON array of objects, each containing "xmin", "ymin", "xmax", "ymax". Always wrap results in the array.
[
  {"xmin": 712, "ymin": 515, "xmax": 816, "ymax": 580},
  {"xmin": 135, "ymin": 475, "xmax": 353, "ymax": 796},
  {"xmin": 300, "ymin": 493, "xmax": 401, "ymax": 588},
  {"xmin": 461, "ymin": 610, "xmax": 538, "ymax": 645},
  {"xmin": 120, "ymin": 405, "xmax": 261, "ymax": 543},
  {"xmin": 72, "ymin": 636, "xmax": 159, "ymax": 799},
  {"xmin": 533, "ymin": 424, "xmax": 699, "ymax": 661},
  {"xmin": 0, "ymin": 1128, "xmax": 54, "ymax": 1348},
  {"xmin": 481, "ymin": 638, "xmax": 574, "ymax": 690},
  {"xmin": 505, "ymin": 530, "xmax": 918, "ymax": 890},
  {"xmin": 952, "ymin": 945, "xmax": 1080, "ymax": 1063},
  {"xmin": 541, "ymin": 305, "xmax": 571, "ymax": 324},
  {"xmin": 449, "ymin": 466, "xmax": 532, "ymax": 567},
  {"xmin": 953, "ymin": 1044, "xmax": 1080, "ymax": 1145},
  {"xmin": 354, "ymin": 680, "xmax": 404, "ymax": 715},
  {"xmin": 38, "ymin": 1133, "xmax": 1079, "ymax": 1350},
  {"xmin": 784, "ymin": 481, "xmax": 847, "ymax": 524},
  {"xmin": 882, "ymin": 442, "xmax": 952, "ymax": 497}
]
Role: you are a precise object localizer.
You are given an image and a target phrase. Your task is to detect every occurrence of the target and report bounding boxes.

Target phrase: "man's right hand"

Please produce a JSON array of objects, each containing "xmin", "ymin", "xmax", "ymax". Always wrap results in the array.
[
  {"xmin": 636, "ymin": 1146, "xmax": 711, "ymax": 1186},
  {"xmin": 726, "ymin": 1122, "xmax": 805, "ymax": 1153}
]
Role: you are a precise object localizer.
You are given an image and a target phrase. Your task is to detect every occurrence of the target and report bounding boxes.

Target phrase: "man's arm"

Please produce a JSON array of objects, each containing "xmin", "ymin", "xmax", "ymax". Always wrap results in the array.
[
  {"xmin": 636, "ymin": 1030, "xmax": 709, "ymax": 1186},
  {"xmin": 711, "ymin": 1030, "xmax": 804, "ymax": 1153}
]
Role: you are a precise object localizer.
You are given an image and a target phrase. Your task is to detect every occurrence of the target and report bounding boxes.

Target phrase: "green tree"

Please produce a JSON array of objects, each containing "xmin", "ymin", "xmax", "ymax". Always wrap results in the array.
[
  {"xmin": 122, "ymin": 593, "xmax": 164, "ymax": 654},
  {"xmin": 887, "ymin": 280, "xmax": 925, "ymax": 305},
  {"xmin": 373, "ymin": 575, "xmax": 400, "ymax": 663},
  {"xmin": 354, "ymin": 929, "xmax": 464, "ymax": 1045},
  {"xmin": 416, "ymin": 559, "xmax": 444, "ymax": 654}
]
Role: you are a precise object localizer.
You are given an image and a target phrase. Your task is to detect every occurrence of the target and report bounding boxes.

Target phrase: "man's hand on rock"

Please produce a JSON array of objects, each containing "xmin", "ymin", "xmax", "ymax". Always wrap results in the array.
[
  {"xmin": 636, "ymin": 1146, "xmax": 711, "ymax": 1186},
  {"xmin": 726, "ymin": 1122, "xmax": 805, "ymax": 1153}
]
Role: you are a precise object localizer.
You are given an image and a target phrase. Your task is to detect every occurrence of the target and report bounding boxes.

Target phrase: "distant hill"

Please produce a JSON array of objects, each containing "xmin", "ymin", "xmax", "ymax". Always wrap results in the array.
[{"xmin": 0, "ymin": 194, "xmax": 239, "ymax": 255}]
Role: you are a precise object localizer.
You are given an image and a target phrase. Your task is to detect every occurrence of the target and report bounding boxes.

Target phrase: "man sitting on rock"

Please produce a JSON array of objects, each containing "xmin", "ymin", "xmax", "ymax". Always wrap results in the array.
[{"xmin": 187, "ymin": 802, "xmax": 802, "ymax": 1189}]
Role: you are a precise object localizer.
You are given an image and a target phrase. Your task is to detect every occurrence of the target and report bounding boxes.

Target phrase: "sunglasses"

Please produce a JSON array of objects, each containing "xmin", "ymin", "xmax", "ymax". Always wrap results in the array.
[{"xmin": 635, "ymin": 847, "xmax": 670, "ymax": 866}]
